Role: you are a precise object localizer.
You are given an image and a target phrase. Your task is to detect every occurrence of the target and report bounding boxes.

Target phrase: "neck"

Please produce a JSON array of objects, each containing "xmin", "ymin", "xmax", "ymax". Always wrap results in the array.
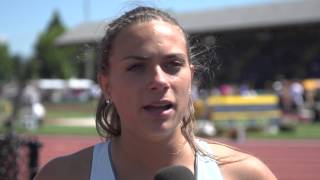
[{"xmin": 110, "ymin": 128, "xmax": 196, "ymax": 178}]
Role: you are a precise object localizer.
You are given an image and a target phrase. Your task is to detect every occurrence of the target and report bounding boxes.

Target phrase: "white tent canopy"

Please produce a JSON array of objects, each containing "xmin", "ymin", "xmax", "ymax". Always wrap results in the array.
[{"xmin": 37, "ymin": 79, "xmax": 94, "ymax": 90}]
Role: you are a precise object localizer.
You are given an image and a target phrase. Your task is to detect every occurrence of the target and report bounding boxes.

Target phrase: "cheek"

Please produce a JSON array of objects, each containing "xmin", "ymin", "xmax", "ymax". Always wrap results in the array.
[
  {"xmin": 108, "ymin": 76, "xmax": 141, "ymax": 113},
  {"xmin": 110, "ymin": 89, "xmax": 137, "ymax": 123},
  {"xmin": 108, "ymin": 71, "xmax": 140, "ymax": 95},
  {"xmin": 173, "ymin": 74, "xmax": 192, "ymax": 106}
]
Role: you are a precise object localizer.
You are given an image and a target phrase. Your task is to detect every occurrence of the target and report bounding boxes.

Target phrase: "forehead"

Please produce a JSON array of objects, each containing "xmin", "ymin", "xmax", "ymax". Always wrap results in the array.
[
  {"xmin": 120, "ymin": 19, "xmax": 185, "ymax": 39},
  {"xmin": 110, "ymin": 20, "xmax": 187, "ymax": 56}
]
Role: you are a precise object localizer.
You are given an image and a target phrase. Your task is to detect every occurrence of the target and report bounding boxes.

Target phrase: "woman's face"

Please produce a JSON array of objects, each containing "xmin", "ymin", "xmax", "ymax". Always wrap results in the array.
[{"xmin": 99, "ymin": 20, "xmax": 193, "ymax": 141}]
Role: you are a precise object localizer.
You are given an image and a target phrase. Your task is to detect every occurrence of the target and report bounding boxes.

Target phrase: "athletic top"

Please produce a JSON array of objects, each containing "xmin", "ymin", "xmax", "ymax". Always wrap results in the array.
[{"xmin": 90, "ymin": 139, "xmax": 223, "ymax": 180}]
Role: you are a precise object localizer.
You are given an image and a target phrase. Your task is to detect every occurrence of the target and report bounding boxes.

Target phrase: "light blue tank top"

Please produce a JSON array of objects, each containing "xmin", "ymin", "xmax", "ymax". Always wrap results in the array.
[{"xmin": 90, "ymin": 140, "xmax": 223, "ymax": 180}]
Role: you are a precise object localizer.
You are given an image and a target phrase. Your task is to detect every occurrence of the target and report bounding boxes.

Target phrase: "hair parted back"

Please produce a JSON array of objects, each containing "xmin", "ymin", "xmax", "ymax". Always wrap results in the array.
[
  {"xmin": 96, "ymin": 6, "xmax": 219, "ymax": 154},
  {"xmin": 98, "ymin": 6, "xmax": 187, "ymax": 74}
]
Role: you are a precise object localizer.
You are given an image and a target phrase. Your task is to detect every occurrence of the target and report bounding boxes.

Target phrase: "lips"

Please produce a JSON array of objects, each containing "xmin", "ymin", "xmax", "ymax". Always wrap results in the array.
[
  {"xmin": 142, "ymin": 101, "xmax": 175, "ymax": 116},
  {"xmin": 143, "ymin": 103, "xmax": 173, "ymax": 111}
]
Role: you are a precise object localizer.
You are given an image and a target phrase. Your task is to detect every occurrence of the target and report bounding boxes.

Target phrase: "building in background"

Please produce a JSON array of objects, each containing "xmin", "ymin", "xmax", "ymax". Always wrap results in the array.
[{"xmin": 56, "ymin": 0, "xmax": 320, "ymax": 88}]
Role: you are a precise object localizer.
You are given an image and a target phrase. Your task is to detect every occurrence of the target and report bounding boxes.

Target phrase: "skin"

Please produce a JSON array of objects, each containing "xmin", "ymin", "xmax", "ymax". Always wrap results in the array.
[
  {"xmin": 99, "ymin": 20, "xmax": 195, "ymax": 180},
  {"xmin": 101, "ymin": 20, "xmax": 194, "ymax": 143},
  {"xmin": 34, "ymin": 20, "xmax": 277, "ymax": 180}
]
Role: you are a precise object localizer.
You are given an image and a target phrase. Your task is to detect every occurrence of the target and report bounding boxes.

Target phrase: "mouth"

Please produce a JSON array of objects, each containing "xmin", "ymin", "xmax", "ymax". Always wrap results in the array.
[
  {"xmin": 143, "ymin": 103, "xmax": 173, "ymax": 111},
  {"xmin": 142, "ymin": 101, "xmax": 175, "ymax": 115}
]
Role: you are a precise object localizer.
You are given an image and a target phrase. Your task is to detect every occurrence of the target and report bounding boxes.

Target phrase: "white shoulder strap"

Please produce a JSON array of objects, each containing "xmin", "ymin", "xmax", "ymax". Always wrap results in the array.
[
  {"xmin": 90, "ymin": 141, "xmax": 116, "ymax": 180},
  {"xmin": 196, "ymin": 140, "xmax": 224, "ymax": 180}
]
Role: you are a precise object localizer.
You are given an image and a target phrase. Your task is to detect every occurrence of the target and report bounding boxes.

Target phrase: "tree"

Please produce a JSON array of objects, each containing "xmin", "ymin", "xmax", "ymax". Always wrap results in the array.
[
  {"xmin": 0, "ymin": 42, "xmax": 14, "ymax": 83},
  {"xmin": 34, "ymin": 11, "xmax": 76, "ymax": 79}
]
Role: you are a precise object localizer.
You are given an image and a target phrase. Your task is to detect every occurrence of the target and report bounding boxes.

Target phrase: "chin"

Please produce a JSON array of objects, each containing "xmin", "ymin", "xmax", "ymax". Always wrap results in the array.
[{"xmin": 142, "ymin": 123, "xmax": 182, "ymax": 142}]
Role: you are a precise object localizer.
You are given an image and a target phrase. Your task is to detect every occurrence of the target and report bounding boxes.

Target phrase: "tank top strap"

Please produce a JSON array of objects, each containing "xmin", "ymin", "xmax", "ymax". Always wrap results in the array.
[
  {"xmin": 90, "ymin": 141, "xmax": 116, "ymax": 180},
  {"xmin": 195, "ymin": 139, "xmax": 224, "ymax": 180}
]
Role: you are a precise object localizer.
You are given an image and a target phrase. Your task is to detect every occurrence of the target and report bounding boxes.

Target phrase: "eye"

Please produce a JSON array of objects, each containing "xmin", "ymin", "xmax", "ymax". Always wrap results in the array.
[
  {"xmin": 163, "ymin": 59, "xmax": 185, "ymax": 74},
  {"xmin": 126, "ymin": 63, "xmax": 145, "ymax": 72}
]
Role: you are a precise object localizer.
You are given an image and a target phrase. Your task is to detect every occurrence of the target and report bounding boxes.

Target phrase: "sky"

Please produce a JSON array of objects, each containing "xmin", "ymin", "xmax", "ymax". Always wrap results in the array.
[{"xmin": 0, "ymin": 0, "xmax": 279, "ymax": 58}]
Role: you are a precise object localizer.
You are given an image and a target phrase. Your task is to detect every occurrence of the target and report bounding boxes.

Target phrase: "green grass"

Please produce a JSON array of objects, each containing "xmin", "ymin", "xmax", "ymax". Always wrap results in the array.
[
  {"xmin": 247, "ymin": 123, "xmax": 320, "ymax": 139},
  {"xmin": 1, "ymin": 123, "xmax": 319, "ymax": 139},
  {"xmin": 31, "ymin": 125, "xmax": 98, "ymax": 136},
  {"xmin": 44, "ymin": 101, "xmax": 97, "ymax": 119},
  {"xmin": 0, "ymin": 125, "xmax": 98, "ymax": 136},
  {"xmin": 46, "ymin": 111, "xmax": 94, "ymax": 119}
]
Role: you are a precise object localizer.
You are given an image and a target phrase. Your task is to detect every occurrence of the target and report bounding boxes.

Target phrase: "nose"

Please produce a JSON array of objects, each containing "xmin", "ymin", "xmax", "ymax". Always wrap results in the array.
[{"xmin": 148, "ymin": 65, "xmax": 169, "ymax": 92}]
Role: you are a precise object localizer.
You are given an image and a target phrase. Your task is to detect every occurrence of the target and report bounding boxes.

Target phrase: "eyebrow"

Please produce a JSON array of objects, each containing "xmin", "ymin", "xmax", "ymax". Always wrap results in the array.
[
  {"xmin": 121, "ymin": 53, "xmax": 187, "ymax": 61},
  {"xmin": 121, "ymin": 55, "xmax": 150, "ymax": 61},
  {"xmin": 165, "ymin": 53, "xmax": 186, "ymax": 60}
]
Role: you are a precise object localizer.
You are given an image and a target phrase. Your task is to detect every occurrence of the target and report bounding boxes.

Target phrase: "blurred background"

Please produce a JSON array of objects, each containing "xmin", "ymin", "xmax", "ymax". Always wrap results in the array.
[{"xmin": 1, "ymin": 0, "xmax": 320, "ymax": 180}]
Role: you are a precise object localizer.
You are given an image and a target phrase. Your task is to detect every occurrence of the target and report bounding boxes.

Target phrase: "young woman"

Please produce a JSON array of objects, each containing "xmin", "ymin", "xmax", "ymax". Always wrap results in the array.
[{"xmin": 35, "ymin": 6, "xmax": 277, "ymax": 180}]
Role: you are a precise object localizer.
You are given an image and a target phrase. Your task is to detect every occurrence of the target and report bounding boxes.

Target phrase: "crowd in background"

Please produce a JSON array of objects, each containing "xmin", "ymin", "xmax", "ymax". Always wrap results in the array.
[{"xmin": 192, "ymin": 78, "xmax": 320, "ymax": 123}]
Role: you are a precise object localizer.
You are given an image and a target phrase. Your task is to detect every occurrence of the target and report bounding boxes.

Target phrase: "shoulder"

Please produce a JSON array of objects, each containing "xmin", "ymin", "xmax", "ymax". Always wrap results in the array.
[
  {"xmin": 203, "ymin": 139, "xmax": 277, "ymax": 180},
  {"xmin": 34, "ymin": 146, "xmax": 94, "ymax": 180}
]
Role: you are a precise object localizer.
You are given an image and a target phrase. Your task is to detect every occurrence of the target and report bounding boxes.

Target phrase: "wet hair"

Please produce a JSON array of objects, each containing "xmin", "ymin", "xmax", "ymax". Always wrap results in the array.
[{"xmin": 96, "ymin": 6, "xmax": 218, "ymax": 155}]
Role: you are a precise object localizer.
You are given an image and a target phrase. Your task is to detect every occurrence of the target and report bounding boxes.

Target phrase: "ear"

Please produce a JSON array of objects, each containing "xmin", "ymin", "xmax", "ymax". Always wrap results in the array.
[
  {"xmin": 97, "ymin": 73, "xmax": 111, "ymax": 99},
  {"xmin": 190, "ymin": 64, "xmax": 195, "ymax": 79}
]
